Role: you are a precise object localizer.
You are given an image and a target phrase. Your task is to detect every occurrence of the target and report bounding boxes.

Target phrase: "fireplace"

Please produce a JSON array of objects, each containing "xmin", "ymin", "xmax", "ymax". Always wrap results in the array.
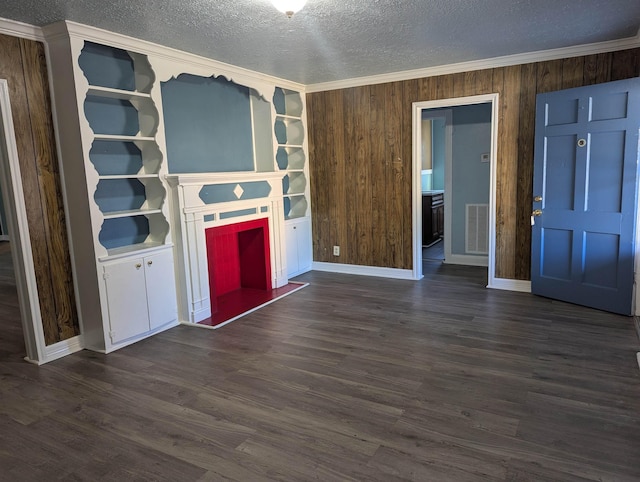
[
  {"xmin": 166, "ymin": 172, "xmax": 288, "ymax": 324},
  {"xmin": 206, "ymin": 217, "xmax": 272, "ymax": 312}
]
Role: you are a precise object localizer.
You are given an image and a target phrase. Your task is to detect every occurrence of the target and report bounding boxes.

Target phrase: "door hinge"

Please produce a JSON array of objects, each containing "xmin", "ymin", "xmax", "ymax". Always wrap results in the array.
[
  {"xmin": 103, "ymin": 271, "xmax": 109, "ymax": 280},
  {"xmin": 109, "ymin": 330, "xmax": 115, "ymax": 341}
]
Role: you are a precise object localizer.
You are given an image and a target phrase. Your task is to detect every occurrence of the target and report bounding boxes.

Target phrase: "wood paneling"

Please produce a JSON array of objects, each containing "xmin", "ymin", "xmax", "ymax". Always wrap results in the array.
[
  {"xmin": 0, "ymin": 34, "xmax": 78, "ymax": 344},
  {"xmin": 307, "ymin": 47, "xmax": 640, "ymax": 279}
]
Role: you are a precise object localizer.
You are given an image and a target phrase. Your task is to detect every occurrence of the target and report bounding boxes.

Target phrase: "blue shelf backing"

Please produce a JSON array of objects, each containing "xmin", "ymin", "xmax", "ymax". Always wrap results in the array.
[
  {"xmin": 94, "ymin": 179, "xmax": 146, "ymax": 213},
  {"xmin": 99, "ymin": 216, "xmax": 150, "ymax": 249},
  {"xmin": 89, "ymin": 140, "xmax": 143, "ymax": 176},
  {"xmin": 84, "ymin": 95, "xmax": 139, "ymax": 136},
  {"xmin": 161, "ymin": 74, "xmax": 254, "ymax": 173},
  {"xmin": 79, "ymin": 42, "xmax": 136, "ymax": 91}
]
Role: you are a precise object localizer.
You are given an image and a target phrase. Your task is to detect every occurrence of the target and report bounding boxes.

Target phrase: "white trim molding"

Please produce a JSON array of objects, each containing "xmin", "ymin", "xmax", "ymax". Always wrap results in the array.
[
  {"xmin": 487, "ymin": 278, "xmax": 532, "ymax": 293},
  {"xmin": 30, "ymin": 336, "xmax": 83, "ymax": 365},
  {"xmin": 312, "ymin": 262, "xmax": 419, "ymax": 280},
  {"xmin": 307, "ymin": 32, "xmax": 640, "ymax": 93},
  {"xmin": 413, "ymin": 94, "xmax": 500, "ymax": 288},
  {"xmin": 0, "ymin": 79, "xmax": 48, "ymax": 363},
  {"xmin": 0, "ymin": 16, "xmax": 44, "ymax": 41}
]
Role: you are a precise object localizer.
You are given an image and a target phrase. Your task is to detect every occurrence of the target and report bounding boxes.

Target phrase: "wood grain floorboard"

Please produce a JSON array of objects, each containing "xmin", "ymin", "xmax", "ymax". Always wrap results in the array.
[{"xmin": 1, "ymin": 251, "xmax": 639, "ymax": 480}]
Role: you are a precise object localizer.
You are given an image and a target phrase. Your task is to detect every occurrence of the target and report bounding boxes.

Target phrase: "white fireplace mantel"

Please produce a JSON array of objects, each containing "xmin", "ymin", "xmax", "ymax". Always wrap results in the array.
[{"xmin": 166, "ymin": 171, "xmax": 288, "ymax": 323}]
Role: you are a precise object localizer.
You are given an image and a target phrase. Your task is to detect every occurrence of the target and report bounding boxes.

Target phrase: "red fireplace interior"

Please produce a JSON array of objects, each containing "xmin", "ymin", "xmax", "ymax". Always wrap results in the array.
[{"xmin": 206, "ymin": 217, "xmax": 272, "ymax": 310}]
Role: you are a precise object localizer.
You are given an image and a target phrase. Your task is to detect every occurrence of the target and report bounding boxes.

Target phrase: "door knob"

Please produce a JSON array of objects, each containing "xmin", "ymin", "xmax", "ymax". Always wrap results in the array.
[
  {"xmin": 532, "ymin": 209, "xmax": 542, "ymax": 216},
  {"xmin": 534, "ymin": 196, "xmax": 542, "ymax": 202}
]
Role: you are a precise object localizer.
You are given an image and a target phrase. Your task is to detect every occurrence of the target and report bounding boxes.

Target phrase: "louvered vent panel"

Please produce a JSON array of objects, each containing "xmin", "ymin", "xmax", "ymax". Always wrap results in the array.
[{"xmin": 466, "ymin": 204, "xmax": 489, "ymax": 254}]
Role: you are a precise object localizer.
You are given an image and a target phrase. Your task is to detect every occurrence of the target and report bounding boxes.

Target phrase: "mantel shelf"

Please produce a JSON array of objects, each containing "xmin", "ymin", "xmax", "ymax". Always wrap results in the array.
[{"xmin": 165, "ymin": 171, "xmax": 285, "ymax": 187}]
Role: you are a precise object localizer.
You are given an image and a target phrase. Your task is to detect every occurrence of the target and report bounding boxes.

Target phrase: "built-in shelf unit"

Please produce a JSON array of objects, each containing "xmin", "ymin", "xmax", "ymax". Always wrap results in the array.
[
  {"xmin": 44, "ymin": 21, "xmax": 313, "ymax": 349},
  {"xmin": 45, "ymin": 25, "xmax": 178, "ymax": 353},
  {"xmin": 273, "ymin": 87, "xmax": 312, "ymax": 276}
]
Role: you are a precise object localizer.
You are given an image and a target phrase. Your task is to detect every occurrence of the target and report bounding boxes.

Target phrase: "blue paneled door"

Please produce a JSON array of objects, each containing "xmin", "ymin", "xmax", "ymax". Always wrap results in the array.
[{"xmin": 531, "ymin": 78, "xmax": 640, "ymax": 315}]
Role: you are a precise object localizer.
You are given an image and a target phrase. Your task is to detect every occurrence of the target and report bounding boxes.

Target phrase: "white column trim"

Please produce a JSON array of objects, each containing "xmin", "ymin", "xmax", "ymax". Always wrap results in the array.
[{"xmin": 0, "ymin": 80, "xmax": 47, "ymax": 363}]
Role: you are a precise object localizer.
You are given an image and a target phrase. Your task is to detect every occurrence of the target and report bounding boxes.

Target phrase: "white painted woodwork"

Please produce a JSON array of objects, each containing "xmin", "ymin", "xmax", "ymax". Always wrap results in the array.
[
  {"xmin": 166, "ymin": 172, "xmax": 289, "ymax": 324},
  {"xmin": 286, "ymin": 217, "xmax": 312, "ymax": 277},
  {"xmin": 103, "ymin": 256, "xmax": 149, "ymax": 344},
  {"xmin": 44, "ymin": 22, "xmax": 179, "ymax": 353},
  {"xmin": 103, "ymin": 247, "xmax": 178, "ymax": 344}
]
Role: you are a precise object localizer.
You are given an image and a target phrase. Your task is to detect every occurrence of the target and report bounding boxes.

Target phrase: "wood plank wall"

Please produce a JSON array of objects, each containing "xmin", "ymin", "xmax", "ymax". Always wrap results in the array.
[
  {"xmin": 0, "ymin": 34, "xmax": 79, "ymax": 344},
  {"xmin": 307, "ymin": 48, "xmax": 640, "ymax": 279}
]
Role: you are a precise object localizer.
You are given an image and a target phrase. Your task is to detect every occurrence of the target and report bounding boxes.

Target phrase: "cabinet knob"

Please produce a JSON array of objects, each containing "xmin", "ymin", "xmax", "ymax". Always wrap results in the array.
[
  {"xmin": 135, "ymin": 263, "xmax": 142, "ymax": 269},
  {"xmin": 147, "ymin": 260, "xmax": 153, "ymax": 266}
]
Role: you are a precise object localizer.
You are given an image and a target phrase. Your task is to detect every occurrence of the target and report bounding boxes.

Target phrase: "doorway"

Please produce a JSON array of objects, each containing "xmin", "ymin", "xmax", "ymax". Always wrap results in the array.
[{"xmin": 413, "ymin": 94, "xmax": 498, "ymax": 285}]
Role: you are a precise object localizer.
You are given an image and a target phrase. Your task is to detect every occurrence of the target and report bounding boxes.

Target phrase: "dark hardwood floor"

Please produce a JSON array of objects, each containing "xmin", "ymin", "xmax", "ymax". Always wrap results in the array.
[{"xmin": 1, "ymin": 252, "xmax": 639, "ymax": 481}]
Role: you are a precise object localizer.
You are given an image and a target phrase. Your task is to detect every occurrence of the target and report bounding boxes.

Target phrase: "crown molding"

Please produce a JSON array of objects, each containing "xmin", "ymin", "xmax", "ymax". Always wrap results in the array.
[
  {"xmin": 0, "ymin": 16, "xmax": 44, "ymax": 41},
  {"xmin": 306, "ymin": 32, "xmax": 640, "ymax": 93},
  {"xmin": 2, "ymin": 15, "xmax": 638, "ymax": 96},
  {"xmin": 42, "ymin": 20, "xmax": 306, "ymax": 93}
]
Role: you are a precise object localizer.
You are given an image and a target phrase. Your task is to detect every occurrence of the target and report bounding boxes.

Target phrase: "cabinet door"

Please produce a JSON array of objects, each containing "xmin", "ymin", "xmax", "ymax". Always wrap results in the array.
[
  {"xmin": 103, "ymin": 258, "xmax": 149, "ymax": 344},
  {"xmin": 295, "ymin": 218, "xmax": 312, "ymax": 274},
  {"xmin": 285, "ymin": 222, "xmax": 300, "ymax": 276},
  {"xmin": 436, "ymin": 205, "xmax": 444, "ymax": 236},
  {"xmin": 285, "ymin": 218, "xmax": 312, "ymax": 277},
  {"xmin": 144, "ymin": 250, "xmax": 178, "ymax": 330}
]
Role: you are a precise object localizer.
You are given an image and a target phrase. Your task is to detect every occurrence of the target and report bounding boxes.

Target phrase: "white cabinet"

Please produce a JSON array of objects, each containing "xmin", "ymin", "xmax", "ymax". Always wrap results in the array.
[
  {"xmin": 286, "ymin": 217, "xmax": 312, "ymax": 277},
  {"xmin": 103, "ymin": 248, "xmax": 177, "ymax": 344}
]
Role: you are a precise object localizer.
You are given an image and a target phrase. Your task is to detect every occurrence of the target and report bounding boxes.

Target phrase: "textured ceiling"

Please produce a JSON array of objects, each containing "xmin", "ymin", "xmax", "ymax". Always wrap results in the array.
[{"xmin": 2, "ymin": 0, "xmax": 640, "ymax": 85}]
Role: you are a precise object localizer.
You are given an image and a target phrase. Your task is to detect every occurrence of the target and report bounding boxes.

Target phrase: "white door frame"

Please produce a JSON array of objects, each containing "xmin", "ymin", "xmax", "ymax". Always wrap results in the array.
[
  {"xmin": 412, "ymin": 93, "xmax": 504, "ymax": 288},
  {"xmin": 0, "ymin": 79, "xmax": 48, "ymax": 364}
]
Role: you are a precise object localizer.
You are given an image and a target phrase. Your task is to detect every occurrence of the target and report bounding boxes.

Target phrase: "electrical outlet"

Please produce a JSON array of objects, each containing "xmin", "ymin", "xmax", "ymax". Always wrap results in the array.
[{"xmin": 333, "ymin": 245, "xmax": 340, "ymax": 256}]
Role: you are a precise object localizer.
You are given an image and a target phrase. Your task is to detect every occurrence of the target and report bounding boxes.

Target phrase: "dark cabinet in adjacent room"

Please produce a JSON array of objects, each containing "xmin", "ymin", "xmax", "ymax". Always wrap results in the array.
[{"xmin": 422, "ymin": 192, "xmax": 444, "ymax": 246}]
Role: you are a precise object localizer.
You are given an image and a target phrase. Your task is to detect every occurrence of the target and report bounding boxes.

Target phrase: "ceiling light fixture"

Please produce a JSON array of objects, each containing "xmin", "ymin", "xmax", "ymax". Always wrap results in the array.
[{"xmin": 270, "ymin": 0, "xmax": 307, "ymax": 18}]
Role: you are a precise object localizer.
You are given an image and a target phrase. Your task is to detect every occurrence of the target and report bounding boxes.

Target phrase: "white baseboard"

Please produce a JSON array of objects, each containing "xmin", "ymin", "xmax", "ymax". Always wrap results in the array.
[
  {"xmin": 312, "ymin": 261, "xmax": 417, "ymax": 280},
  {"xmin": 487, "ymin": 277, "xmax": 531, "ymax": 293},
  {"xmin": 445, "ymin": 254, "xmax": 489, "ymax": 267},
  {"xmin": 24, "ymin": 335, "xmax": 84, "ymax": 365}
]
